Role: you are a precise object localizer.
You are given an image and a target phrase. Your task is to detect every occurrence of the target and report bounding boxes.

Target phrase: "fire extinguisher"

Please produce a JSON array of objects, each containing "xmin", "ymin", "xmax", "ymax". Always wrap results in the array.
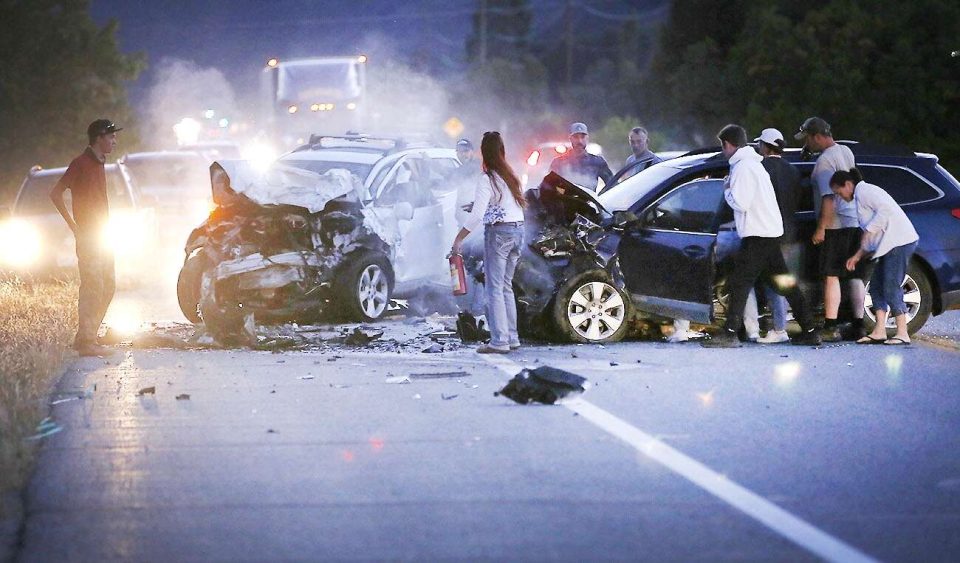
[{"xmin": 449, "ymin": 253, "xmax": 468, "ymax": 296}]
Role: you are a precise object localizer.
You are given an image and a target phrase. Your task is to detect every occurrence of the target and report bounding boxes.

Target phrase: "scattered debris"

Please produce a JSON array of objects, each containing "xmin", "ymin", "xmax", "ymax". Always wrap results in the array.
[
  {"xmin": 441, "ymin": 393, "xmax": 459, "ymax": 400},
  {"xmin": 176, "ymin": 394, "xmax": 191, "ymax": 401},
  {"xmin": 385, "ymin": 375, "xmax": 412, "ymax": 384},
  {"xmin": 137, "ymin": 386, "xmax": 156, "ymax": 396},
  {"xmin": 609, "ymin": 361, "xmax": 619, "ymax": 367},
  {"xmin": 409, "ymin": 371, "xmax": 471, "ymax": 380},
  {"xmin": 495, "ymin": 366, "xmax": 589, "ymax": 405},
  {"xmin": 345, "ymin": 327, "xmax": 384, "ymax": 346},
  {"xmin": 267, "ymin": 428, "xmax": 278, "ymax": 434},
  {"xmin": 412, "ymin": 393, "xmax": 422, "ymax": 400},
  {"xmin": 299, "ymin": 375, "xmax": 315, "ymax": 380},
  {"xmin": 329, "ymin": 383, "xmax": 351, "ymax": 389},
  {"xmin": 455, "ymin": 312, "xmax": 490, "ymax": 343},
  {"xmin": 26, "ymin": 417, "xmax": 63, "ymax": 440},
  {"xmin": 50, "ymin": 396, "xmax": 81, "ymax": 406},
  {"xmin": 421, "ymin": 344, "xmax": 444, "ymax": 354}
]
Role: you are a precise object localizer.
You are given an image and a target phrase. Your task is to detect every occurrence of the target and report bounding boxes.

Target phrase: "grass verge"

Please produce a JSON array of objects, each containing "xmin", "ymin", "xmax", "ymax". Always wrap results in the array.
[{"xmin": 0, "ymin": 277, "xmax": 76, "ymax": 515}]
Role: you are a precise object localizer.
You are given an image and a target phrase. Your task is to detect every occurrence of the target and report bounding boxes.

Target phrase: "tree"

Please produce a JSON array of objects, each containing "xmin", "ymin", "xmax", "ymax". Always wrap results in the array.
[
  {"xmin": 0, "ymin": 0, "xmax": 144, "ymax": 201},
  {"xmin": 465, "ymin": 0, "xmax": 533, "ymax": 64}
]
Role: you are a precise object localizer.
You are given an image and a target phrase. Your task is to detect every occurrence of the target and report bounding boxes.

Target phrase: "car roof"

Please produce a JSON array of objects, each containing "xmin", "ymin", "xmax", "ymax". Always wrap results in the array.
[{"xmin": 279, "ymin": 148, "xmax": 385, "ymax": 165}]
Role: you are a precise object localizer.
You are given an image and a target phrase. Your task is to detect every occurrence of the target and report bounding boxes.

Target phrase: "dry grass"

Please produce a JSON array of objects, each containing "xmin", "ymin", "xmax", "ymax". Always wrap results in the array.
[{"xmin": 0, "ymin": 277, "xmax": 76, "ymax": 513}]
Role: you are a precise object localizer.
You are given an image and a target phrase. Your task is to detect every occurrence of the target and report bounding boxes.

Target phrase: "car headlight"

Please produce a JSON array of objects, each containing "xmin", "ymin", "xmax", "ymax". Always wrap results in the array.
[
  {"xmin": 0, "ymin": 218, "xmax": 42, "ymax": 268},
  {"xmin": 101, "ymin": 211, "xmax": 148, "ymax": 255}
]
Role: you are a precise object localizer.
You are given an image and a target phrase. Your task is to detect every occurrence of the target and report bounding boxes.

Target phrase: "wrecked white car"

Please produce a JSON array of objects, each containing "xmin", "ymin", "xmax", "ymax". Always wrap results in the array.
[{"xmin": 177, "ymin": 141, "xmax": 461, "ymax": 340}]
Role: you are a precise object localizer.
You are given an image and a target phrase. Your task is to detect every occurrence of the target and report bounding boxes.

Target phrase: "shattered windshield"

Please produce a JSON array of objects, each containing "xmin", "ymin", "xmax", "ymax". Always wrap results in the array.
[
  {"xmin": 281, "ymin": 160, "xmax": 373, "ymax": 181},
  {"xmin": 596, "ymin": 162, "xmax": 684, "ymax": 212}
]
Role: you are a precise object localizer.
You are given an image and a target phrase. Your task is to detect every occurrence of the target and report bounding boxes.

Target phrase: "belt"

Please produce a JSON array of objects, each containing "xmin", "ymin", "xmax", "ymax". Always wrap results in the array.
[{"xmin": 491, "ymin": 221, "xmax": 524, "ymax": 227}]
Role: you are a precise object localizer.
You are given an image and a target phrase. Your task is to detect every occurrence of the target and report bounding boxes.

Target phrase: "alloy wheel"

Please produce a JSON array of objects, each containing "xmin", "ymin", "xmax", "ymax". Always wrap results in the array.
[
  {"xmin": 566, "ymin": 281, "xmax": 626, "ymax": 341},
  {"xmin": 357, "ymin": 264, "xmax": 389, "ymax": 319},
  {"xmin": 864, "ymin": 273, "xmax": 921, "ymax": 328}
]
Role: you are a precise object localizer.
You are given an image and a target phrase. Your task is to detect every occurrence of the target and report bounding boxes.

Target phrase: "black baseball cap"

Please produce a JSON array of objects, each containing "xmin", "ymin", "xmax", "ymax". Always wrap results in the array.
[
  {"xmin": 87, "ymin": 119, "xmax": 123, "ymax": 139},
  {"xmin": 794, "ymin": 117, "xmax": 831, "ymax": 140}
]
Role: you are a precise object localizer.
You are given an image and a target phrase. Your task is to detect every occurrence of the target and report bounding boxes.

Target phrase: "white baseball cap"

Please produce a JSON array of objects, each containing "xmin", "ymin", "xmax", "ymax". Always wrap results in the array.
[{"xmin": 754, "ymin": 128, "xmax": 785, "ymax": 147}]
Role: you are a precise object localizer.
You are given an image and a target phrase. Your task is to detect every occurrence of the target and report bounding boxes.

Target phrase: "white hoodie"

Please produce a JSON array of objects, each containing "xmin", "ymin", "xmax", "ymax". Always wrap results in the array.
[{"xmin": 724, "ymin": 146, "xmax": 784, "ymax": 238}]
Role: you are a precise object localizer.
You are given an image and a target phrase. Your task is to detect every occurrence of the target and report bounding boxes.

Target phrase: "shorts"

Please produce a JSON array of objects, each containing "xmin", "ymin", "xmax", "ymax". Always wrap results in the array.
[{"xmin": 819, "ymin": 227, "xmax": 867, "ymax": 279}]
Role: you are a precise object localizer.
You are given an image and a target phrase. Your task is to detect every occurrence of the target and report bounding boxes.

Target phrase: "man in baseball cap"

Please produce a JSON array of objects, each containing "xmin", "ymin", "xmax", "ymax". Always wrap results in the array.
[
  {"xmin": 48, "ymin": 118, "xmax": 123, "ymax": 356},
  {"xmin": 547, "ymin": 122, "xmax": 612, "ymax": 191},
  {"xmin": 794, "ymin": 116, "xmax": 831, "ymax": 141}
]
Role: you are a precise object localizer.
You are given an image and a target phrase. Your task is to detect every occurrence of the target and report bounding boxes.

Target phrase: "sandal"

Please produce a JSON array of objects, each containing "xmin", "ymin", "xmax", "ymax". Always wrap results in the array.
[
  {"xmin": 883, "ymin": 337, "xmax": 911, "ymax": 346},
  {"xmin": 856, "ymin": 335, "xmax": 886, "ymax": 344}
]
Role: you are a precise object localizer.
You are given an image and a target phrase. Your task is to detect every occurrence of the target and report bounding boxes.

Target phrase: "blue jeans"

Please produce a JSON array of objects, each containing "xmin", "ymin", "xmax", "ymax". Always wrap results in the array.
[
  {"xmin": 484, "ymin": 223, "xmax": 523, "ymax": 349},
  {"xmin": 869, "ymin": 241, "xmax": 917, "ymax": 316},
  {"xmin": 454, "ymin": 232, "xmax": 487, "ymax": 316}
]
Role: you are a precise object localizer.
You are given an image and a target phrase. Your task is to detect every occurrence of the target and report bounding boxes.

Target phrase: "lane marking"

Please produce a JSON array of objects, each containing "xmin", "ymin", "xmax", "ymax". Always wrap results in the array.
[{"xmin": 478, "ymin": 353, "xmax": 878, "ymax": 563}]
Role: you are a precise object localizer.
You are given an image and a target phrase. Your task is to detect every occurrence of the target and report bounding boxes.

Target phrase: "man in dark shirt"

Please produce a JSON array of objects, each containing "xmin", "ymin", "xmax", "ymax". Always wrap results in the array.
[
  {"xmin": 50, "ymin": 119, "xmax": 122, "ymax": 357},
  {"xmin": 548, "ymin": 122, "xmax": 612, "ymax": 192}
]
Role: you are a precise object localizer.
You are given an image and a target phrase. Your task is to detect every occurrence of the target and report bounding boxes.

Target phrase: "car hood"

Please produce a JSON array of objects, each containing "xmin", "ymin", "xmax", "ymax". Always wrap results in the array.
[
  {"xmin": 215, "ymin": 160, "xmax": 365, "ymax": 213},
  {"xmin": 536, "ymin": 171, "xmax": 610, "ymax": 223}
]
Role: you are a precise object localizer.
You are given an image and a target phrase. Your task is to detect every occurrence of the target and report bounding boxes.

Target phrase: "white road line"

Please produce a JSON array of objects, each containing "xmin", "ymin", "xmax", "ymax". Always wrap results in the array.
[{"xmin": 478, "ymin": 353, "xmax": 878, "ymax": 563}]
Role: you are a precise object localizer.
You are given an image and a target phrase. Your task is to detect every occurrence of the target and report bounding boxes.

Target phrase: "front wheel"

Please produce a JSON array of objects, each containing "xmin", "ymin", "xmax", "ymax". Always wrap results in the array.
[
  {"xmin": 177, "ymin": 253, "xmax": 208, "ymax": 324},
  {"xmin": 333, "ymin": 251, "xmax": 394, "ymax": 321},
  {"xmin": 551, "ymin": 270, "xmax": 632, "ymax": 343},
  {"xmin": 863, "ymin": 261, "xmax": 932, "ymax": 335}
]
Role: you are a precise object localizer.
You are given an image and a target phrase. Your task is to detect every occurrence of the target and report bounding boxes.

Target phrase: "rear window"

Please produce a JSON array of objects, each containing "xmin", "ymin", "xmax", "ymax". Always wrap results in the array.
[
  {"xmin": 859, "ymin": 165, "xmax": 941, "ymax": 205},
  {"xmin": 15, "ymin": 169, "xmax": 132, "ymax": 215}
]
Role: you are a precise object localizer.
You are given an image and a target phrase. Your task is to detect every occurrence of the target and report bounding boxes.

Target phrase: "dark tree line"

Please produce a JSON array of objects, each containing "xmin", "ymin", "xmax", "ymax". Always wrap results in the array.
[{"xmin": 0, "ymin": 0, "xmax": 143, "ymax": 202}]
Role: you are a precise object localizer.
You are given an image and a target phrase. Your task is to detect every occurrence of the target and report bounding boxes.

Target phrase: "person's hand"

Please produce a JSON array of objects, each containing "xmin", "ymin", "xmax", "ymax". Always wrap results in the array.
[
  {"xmin": 812, "ymin": 227, "xmax": 825, "ymax": 245},
  {"xmin": 449, "ymin": 240, "xmax": 462, "ymax": 257},
  {"xmin": 845, "ymin": 254, "xmax": 860, "ymax": 272}
]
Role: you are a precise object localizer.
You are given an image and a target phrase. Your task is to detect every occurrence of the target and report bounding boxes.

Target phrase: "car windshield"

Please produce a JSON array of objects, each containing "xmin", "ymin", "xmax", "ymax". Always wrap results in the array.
[
  {"xmin": 281, "ymin": 159, "xmax": 373, "ymax": 181},
  {"xmin": 597, "ymin": 162, "xmax": 684, "ymax": 212}
]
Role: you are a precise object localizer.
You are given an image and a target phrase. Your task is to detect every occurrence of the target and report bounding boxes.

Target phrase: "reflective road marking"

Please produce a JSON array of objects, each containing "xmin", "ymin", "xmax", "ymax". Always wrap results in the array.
[{"xmin": 479, "ymin": 354, "xmax": 878, "ymax": 563}]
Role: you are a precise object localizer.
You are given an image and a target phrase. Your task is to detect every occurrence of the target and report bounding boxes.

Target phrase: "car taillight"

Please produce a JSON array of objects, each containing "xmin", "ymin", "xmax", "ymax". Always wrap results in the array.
[
  {"xmin": 952, "ymin": 209, "xmax": 960, "ymax": 220},
  {"xmin": 526, "ymin": 150, "xmax": 540, "ymax": 167}
]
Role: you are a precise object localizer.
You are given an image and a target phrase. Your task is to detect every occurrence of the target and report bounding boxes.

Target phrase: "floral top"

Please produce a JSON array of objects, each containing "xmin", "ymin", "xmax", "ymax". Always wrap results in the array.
[{"xmin": 462, "ymin": 172, "xmax": 525, "ymax": 232}]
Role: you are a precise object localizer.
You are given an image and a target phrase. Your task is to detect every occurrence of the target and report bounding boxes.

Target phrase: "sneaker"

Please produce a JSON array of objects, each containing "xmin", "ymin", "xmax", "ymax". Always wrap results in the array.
[
  {"xmin": 701, "ymin": 329, "xmax": 742, "ymax": 348},
  {"xmin": 791, "ymin": 329, "xmax": 823, "ymax": 346},
  {"xmin": 477, "ymin": 344, "xmax": 510, "ymax": 354},
  {"xmin": 758, "ymin": 330, "xmax": 789, "ymax": 344},
  {"xmin": 819, "ymin": 326, "xmax": 842, "ymax": 343},
  {"xmin": 666, "ymin": 331, "xmax": 689, "ymax": 343}
]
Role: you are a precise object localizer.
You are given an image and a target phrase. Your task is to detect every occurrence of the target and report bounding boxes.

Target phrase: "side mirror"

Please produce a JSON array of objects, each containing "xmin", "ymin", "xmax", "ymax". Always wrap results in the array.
[
  {"xmin": 0, "ymin": 205, "xmax": 10, "ymax": 220},
  {"xmin": 613, "ymin": 210, "xmax": 639, "ymax": 228},
  {"xmin": 394, "ymin": 201, "xmax": 414, "ymax": 221}
]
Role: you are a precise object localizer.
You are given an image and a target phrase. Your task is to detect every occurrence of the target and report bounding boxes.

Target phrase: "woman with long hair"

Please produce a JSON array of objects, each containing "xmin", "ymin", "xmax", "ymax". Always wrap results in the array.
[{"xmin": 451, "ymin": 131, "xmax": 526, "ymax": 353}]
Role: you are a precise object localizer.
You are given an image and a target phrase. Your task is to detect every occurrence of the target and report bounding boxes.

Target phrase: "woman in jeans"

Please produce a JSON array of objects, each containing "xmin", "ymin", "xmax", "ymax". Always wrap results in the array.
[
  {"xmin": 830, "ymin": 168, "xmax": 919, "ymax": 345},
  {"xmin": 451, "ymin": 131, "xmax": 526, "ymax": 354}
]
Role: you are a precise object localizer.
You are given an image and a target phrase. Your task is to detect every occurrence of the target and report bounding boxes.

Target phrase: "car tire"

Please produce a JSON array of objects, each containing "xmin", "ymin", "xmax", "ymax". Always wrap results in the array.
[
  {"xmin": 863, "ymin": 260, "xmax": 932, "ymax": 335},
  {"xmin": 198, "ymin": 269, "xmax": 247, "ymax": 345},
  {"xmin": 551, "ymin": 270, "xmax": 632, "ymax": 343},
  {"xmin": 334, "ymin": 251, "xmax": 394, "ymax": 321},
  {"xmin": 177, "ymin": 253, "xmax": 208, "ymax": 324}
]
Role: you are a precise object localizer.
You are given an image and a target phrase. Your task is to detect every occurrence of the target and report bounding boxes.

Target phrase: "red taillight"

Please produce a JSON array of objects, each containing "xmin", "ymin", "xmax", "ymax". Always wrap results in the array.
[
  {"xmin": 526, "ymin": 150, "xmax": 540, "ymax": 167},
  {"xmin": 952, "ymin": 209, "xmax": 960, "ymax": 220}
]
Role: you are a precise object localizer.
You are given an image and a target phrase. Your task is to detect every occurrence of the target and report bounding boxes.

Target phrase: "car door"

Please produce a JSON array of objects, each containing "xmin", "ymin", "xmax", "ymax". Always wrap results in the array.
[
  {"xmin": 618, "ymin": 178, "xmax": 727, "ymax": 323},
  {"xmin": 372, "ymin": 154, "xmax": 446, "ymax": 284}
]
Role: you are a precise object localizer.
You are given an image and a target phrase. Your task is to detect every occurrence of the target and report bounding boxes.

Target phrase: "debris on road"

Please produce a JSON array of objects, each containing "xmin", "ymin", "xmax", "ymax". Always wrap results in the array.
[
  {"xmin": 441, "ymin": 393, "xmax": 459, "ymax": 400},
  {"xmin": 421, "ymin": 344, "xmax": 444, "ymax": 354},
  {"xmin": 137, "ymin": 386, "xmax": 156, "ymax": 396},
  {"xmin": 344, "ymin": 327, "xmax": 384, "ymax": 346},
  {"xmin": 385, "ymin": 375, "xmax": 412, "ymax": 384},
  {"xmin": 176, "ymin": 394, "xmax": 191, "ymax": 401},
  {"xmin": 299, "ymin": 375, "xmax": 315, "ymax": 380},
  {"xmin": 412, "ymin": 393, "xmax": 422, "ymax": 400},
  {"xmin": 409, "ymin": 371, "xmax": 471, "ymax": 380},
  {"xmin": 25, "ymin": 417, "xmax": 62, "ymax": 441},
  {"xmin": 495, "ymin": 366, "xmax": 589, "ymax": 405},
  {"xmin": 455, "ymin": 312, "xmax": 490, "ymax": 343}
]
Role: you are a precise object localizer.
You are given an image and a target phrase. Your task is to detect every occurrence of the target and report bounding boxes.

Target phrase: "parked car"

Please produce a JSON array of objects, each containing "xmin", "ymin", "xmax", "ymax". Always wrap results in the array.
[
  {"xmin": 176, "ymin": 134, "xmax": 462, "ymax": 334},
  {"xmin": 0, "ymin": 163, "xmax": 158, "ymax": 279},
  {"xmin": 497, "ymin": 142, "xmax": 960, "ymax": 342}
]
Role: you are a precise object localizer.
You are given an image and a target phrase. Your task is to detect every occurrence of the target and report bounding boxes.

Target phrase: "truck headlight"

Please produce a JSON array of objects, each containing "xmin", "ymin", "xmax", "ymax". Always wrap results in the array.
[{"xmin": 0, "ymin": 219, "xmax": 42, "ymax": 268}]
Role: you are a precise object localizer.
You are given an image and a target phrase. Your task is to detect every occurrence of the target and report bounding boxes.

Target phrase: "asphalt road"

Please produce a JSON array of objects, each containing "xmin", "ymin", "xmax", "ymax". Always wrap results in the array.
[{"xmin": 15, "ymin": 310, "xmax": 960, "ymax": 561}]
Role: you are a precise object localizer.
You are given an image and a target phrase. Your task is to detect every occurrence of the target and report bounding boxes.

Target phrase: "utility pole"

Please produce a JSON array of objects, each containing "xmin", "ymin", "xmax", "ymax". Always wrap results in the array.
[
  {"xmin": 565, "ymin": 0, "xmax": 573, "ymax": 89},
  {"xmin": 480, "ymin": 0, "xmax": 488, "ymax": 65}
]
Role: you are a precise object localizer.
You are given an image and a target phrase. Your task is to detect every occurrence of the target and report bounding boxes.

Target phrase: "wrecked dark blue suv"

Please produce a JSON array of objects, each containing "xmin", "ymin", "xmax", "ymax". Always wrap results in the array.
[{"xmin": 503, "ymin": 142, "xmax": 960, "ymax": 343}]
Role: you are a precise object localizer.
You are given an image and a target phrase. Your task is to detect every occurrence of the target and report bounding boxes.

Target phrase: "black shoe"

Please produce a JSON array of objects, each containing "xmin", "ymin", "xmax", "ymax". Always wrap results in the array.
[
  {"xmin": 701, "ymin": 329, "xmax": 742, "ymax": 348},
  {"xmin": 819, "ymin": 326, "xmax": 842, "ymax": 342},
  {"xmin": 791, "ymin": 329, "xmax": 823, "ymax": 346}
]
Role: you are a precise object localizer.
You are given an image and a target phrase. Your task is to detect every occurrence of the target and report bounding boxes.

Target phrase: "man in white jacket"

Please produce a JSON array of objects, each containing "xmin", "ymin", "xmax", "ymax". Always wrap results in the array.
[{"xmin": 703, "ymin": 125, "xmax": 821, "ymax": 348}]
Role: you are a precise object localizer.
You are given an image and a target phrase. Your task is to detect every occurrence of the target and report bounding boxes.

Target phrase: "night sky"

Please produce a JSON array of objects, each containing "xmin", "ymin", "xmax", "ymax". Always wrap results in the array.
[{"xmin": 89, "ymin": 0, "xmax": 666, "ymax": 101}]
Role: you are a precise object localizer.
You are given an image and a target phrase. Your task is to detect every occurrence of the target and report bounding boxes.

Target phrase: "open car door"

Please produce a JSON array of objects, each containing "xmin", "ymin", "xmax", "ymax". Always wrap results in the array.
[{"xmin": 617, "ymin": 178, "xmax": 728, "ymax": 324}]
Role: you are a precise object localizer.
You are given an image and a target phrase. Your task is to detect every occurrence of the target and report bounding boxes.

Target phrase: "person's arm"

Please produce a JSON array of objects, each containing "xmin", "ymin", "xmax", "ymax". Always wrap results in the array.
[
  {"xmin": 49, "ymin": 166, "xmax": 78, "ymax": 235},
  {"xmin": 722, "ymin": 166, "xmax": 753, "ymax": 212},
  {"xmin": 811, "ymin": 170, "xmax": 834, "ymax": 245},
  {"xmin": 451, "ymin": 174, "xmax": 493, "ymax": 254},
  {"xmin": 845, "ymin": 229, "xmax": 874, "ymax": 272},
  {"xmin": 598, "ymin": 158, "xmax": 613, "ymax": 186}
]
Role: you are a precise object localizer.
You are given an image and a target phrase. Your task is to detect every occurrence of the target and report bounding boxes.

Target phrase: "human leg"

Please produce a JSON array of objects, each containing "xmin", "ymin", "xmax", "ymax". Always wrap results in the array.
[
  {"xmin": 482, "ymin": 228, "xmax": 510, "ymax": 350},
  {"xmin": 743, "ymin": 288, "xmax": 760, "ymax": 341},
  {"xmin": 501, "ymin": 226, "xmax": 523, "ymax": 348}
]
